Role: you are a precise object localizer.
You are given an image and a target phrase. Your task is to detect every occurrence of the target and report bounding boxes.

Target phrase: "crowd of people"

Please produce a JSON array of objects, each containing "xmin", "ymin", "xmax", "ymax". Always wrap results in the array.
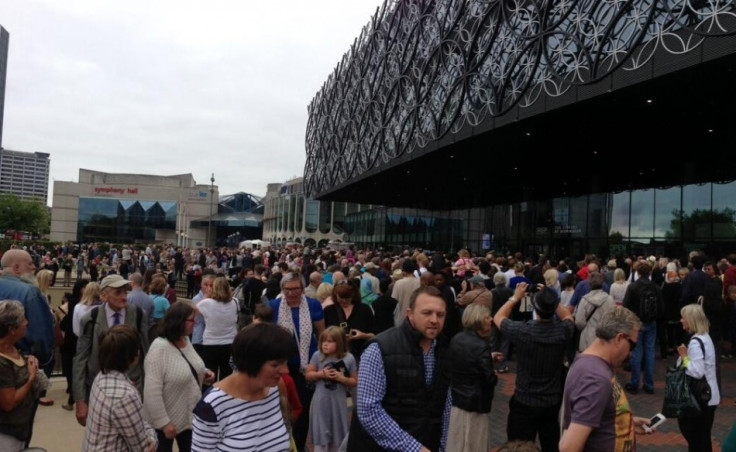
[{"xmin": 1, "ymin": 241, "xmax": 736, "ymax": 451}]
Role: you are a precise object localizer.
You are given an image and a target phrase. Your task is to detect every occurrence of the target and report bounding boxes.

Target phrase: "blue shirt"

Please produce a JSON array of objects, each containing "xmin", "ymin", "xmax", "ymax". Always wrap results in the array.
[
  {"xmin": 191, "ymin": 290, "xmax": 205, "ymax": 345},
  {"xmin": 0, "ymin": 274, "xmax": 55, "ymax": 365},
  {"xmin": 269, "ymin": 297, "xmax": 324, "ymax": 368},
  {"xmin": 570, "ymin": 280, "xmax": 610, "ymax": 307},
  {"xmin": 356, "ymin": 342, "xmax": 451, "ymax": 452}
]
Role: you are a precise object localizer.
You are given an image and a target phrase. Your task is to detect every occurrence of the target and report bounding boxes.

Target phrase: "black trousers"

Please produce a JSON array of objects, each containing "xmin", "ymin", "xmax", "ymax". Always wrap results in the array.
[
  {"xmin": 289, "ymin": 362, "xmax": 314, "ymax": 452},
  {"xmin": 202, "ymin": 344, "xmax": 233, "ymax": 381},
  {"xmin": 678, "ymin": 405, "xmax": 716, "ymax": 452},
  {"xmin": 156, "ymin": 428, "xmax": 192, "ymax": 452},
  {"xmin": 507, "ymin": 395, "xmax": 560, "ymax": 452}
]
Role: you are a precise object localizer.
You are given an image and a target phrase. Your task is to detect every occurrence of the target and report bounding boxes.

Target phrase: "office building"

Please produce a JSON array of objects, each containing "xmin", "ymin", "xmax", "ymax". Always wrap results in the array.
[
  {"xmin": 0, "ymin": 148, "xmax": 50, "ymax": 203},
  {"xmin": 262, "ymin": 177, "xmax": 371, "ymax": 247}
]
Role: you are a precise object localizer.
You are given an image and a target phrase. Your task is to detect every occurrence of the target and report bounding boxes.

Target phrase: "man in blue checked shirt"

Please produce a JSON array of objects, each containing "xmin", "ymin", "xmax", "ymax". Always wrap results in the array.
[{"xmin": 348, "ymin": 286, "xmax": 451, "ymax": 452}]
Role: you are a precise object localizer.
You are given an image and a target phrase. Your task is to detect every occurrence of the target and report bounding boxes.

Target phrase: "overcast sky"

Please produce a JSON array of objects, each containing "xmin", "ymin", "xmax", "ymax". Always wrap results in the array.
[{"xmin": 1, "ymin": 0, "xmax": 384, "ymax": 205}]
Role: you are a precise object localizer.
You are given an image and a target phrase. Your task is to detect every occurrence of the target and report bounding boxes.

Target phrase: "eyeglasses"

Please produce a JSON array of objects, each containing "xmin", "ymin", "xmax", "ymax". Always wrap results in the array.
[
  {"xmin": 334, "ymin": 279, "xmax": 349, "ymax": 286},
  {"xmin": 623, "ymin": 334, "xmax": 637, "ymax": 352},
  {"xmin": 283, "ymin": 286, "xmax": 302, "ymax": 293}
]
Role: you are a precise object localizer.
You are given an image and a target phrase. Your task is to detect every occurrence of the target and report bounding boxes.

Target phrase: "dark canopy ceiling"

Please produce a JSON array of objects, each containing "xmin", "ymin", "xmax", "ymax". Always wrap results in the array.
[{"xmin": 314, "ymin": 52, "xmax": 736, "ymax": 211}]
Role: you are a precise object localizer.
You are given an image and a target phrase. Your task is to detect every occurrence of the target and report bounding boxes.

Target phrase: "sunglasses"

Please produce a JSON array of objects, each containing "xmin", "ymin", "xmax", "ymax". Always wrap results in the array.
[{"xmin": 623, "ymin": 334, "xmax": 637, "ymax": 351}]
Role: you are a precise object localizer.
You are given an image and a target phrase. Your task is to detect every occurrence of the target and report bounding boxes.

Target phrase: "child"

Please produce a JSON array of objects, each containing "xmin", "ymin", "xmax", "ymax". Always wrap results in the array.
[{"xmin": 305, "ymin": 326, "xmax": 357, "ymax": 452}]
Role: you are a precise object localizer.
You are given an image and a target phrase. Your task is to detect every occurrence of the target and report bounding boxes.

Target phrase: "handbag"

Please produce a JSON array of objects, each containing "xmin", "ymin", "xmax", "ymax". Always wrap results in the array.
[
  {"xmin": 662, "ymin": 364, "xmax": 701, "ymax": 418},
  {"xmin": 687, "ymin": 336, "xmax": 712, "ymax": 409}
]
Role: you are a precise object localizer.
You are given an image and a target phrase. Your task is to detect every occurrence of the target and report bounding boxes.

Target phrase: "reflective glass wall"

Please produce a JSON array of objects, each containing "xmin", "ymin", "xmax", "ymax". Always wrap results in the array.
[
  {"xmin": 78, "ymin": 197, "xmax": 177, "ymax": 243},
  {"xmin": 343, "ymin": 181, "xmax": 736, "ymax": 260}
]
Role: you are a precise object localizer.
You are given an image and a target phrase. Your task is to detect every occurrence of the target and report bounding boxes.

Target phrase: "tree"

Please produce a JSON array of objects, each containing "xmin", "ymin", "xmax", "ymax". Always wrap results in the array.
[{"xmin": 0, "ymin": 193, "xmax": 50, "ymax": 235}]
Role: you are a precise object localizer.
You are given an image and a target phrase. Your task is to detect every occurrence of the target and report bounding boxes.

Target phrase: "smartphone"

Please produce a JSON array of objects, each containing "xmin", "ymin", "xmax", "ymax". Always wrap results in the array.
[{"xmin": 644, "ymin": 413, "xmax": 666, "ymax": 432}]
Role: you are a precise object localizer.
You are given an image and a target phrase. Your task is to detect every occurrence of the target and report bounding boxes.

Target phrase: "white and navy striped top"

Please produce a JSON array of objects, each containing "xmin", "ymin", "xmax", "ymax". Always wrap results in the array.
[{"xmin": 191, "ymin": 385, "xmax": 290, "ymax": 452}]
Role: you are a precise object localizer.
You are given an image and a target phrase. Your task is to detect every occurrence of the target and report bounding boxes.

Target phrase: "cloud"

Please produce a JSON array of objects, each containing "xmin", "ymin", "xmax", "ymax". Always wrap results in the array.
[{"xmin": 1, "ymin": 0, "xmax": 385, "ymax": 203}]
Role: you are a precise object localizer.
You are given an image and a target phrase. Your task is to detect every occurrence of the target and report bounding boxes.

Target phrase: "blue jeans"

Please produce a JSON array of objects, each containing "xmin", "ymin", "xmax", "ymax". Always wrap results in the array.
[{"xmin": 630, "ymin": 321, "xmax": 656, "ymax": 390}]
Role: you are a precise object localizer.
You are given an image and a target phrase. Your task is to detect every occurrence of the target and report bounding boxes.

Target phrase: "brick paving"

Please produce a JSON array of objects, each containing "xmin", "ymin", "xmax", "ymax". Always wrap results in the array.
[{"xmin": 489, "ymin": 352, "xmax": 736, "ymax": 451}]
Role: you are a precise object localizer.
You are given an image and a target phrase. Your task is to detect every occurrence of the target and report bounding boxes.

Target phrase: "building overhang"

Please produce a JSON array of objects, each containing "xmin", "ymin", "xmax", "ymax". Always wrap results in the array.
[{"xmin": 305, "ymin": 0, "xmax": 736, "ymax": 211}]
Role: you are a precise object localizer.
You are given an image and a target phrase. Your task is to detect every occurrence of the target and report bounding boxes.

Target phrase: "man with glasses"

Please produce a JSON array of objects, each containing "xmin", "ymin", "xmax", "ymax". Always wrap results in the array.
[
  {"xmin": 73, "ymin": 274, "xmax": 149, "ymax": 427},
  {"xmin": 269, "ymin": 272, "xmax": 325, "ymax": 452},
  {"xmin": 560, "ymin": 306, "xmax": 655, "ymax": 451}
]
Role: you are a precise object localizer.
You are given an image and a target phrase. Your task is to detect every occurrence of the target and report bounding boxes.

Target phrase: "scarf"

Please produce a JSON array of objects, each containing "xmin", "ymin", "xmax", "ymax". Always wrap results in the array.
[{"xmin": 277, "ymin": 295, "xmax": 313, "ymax": 372}]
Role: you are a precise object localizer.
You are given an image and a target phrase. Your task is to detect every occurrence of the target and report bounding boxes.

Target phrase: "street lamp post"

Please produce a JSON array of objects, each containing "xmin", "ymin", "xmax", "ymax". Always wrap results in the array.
[{"xmin": 208, "ymin": 173, "xmax": 215, "ymax": 248}]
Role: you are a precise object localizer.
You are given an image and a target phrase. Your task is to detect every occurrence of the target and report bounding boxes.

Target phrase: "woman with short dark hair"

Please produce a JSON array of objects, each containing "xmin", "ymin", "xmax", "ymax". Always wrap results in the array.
[
  {"xmin": 83, "ymin": 324, "xmax": 156, "ymax": 451},
  {"xmin": 0, "ymin": 299, "xmax": 40, "ymax": 452},
  {"xmin": 144, "ymin": 302, "xmax": 215, "ymax": 452},
  {"xmin": 192, "ymin": 323, "xmax": 297, "ymax": 451}
]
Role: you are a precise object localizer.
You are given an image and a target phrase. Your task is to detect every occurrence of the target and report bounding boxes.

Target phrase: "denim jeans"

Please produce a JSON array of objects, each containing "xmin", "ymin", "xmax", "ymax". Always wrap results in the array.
[{"xmin": 629, "ymin": 321, "xmax": 656, "ymax": 390}]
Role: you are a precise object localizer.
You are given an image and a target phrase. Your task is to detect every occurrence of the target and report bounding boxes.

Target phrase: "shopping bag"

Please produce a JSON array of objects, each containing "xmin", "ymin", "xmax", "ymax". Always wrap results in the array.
[{"xmin": 662, "ymin": 365, "xmax": 702, "ymax": 418}]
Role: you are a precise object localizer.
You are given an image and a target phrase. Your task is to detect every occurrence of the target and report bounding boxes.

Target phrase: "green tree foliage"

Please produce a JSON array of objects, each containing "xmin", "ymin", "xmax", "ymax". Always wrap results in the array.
[
  {"xmin": 0, "ymin": 193, "xmax": 50, "ymax": 234},
  {"xmin": 666, "ymin": 207, "xmax": 736, "ymax": 239}
]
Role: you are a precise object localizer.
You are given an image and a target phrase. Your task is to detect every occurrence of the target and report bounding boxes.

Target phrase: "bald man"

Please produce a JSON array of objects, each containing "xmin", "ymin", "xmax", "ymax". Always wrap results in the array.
[
  {"xmin": 0, "ymin": 249, "xmax": 56, "ymax": 368},
  {"xmin": 304, "ymin": 271, "xmax": 322, "ymax": 299}
]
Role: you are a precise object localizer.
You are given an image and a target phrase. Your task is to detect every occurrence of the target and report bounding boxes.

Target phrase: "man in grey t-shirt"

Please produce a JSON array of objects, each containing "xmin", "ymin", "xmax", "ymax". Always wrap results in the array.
[{"xmin": 560, "ymin": 307, "xmax": 654, "ymax": 452}]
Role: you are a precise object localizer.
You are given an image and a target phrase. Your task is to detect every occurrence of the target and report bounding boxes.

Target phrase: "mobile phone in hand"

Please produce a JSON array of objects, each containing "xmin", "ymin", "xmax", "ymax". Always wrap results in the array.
[{"xmin": 644, "ymin": 413, "xmax": 665, "ymax": 432}]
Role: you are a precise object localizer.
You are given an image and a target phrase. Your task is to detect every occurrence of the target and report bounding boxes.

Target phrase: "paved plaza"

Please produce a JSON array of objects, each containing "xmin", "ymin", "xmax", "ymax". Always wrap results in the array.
[{"xmin": 29, "ymin": 347, "xmax": 736, "ymax": 452}]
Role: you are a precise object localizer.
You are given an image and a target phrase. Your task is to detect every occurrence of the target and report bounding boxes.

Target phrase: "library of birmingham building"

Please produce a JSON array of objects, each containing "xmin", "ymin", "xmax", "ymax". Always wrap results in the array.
[{"xmin": 303, "ymin": 0, "xmax": 736, "ymax": 260}]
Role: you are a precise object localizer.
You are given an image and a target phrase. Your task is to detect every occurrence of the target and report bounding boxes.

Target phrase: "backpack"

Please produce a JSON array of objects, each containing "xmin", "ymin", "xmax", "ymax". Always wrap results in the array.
[
  {"xmin": 639, "ymin": 282, "xmax": 659, "ymax": 322},
  {"xmin": 234, "ymin": 281, "xmax": 253, "ymax": 329}
]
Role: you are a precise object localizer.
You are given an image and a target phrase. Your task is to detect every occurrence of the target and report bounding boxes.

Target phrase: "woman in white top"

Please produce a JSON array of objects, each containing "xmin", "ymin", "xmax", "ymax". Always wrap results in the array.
[
  {"xmin": 677, "ymin": 304, "xmax": 720, "ymax": 452},
  {"xmin": 144, "ymin": 302, "xmax": 215, "ymax": 452},
  {"xmin": 608, "ymin": 268, "xmax": 629, "ymax": 306},
  {"xmin": 73, "ymin": 282, "xmax": 101, "ymax": 337},
  {"xmin": 195, "ymin": 276, "xmax": 238, "ymax": 381}
]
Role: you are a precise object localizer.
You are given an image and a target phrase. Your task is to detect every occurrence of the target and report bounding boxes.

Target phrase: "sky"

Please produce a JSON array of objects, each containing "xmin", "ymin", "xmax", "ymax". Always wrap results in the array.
[{"xmin": 0, "ymin": 0, "xmax": 385, "ymax": 205}]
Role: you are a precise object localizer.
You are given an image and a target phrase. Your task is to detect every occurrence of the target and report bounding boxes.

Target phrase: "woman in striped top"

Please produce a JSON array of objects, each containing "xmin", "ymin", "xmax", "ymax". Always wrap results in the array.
[{"xmin": 192, "ymin": 323, "xmax": 297, "ymax": 452}]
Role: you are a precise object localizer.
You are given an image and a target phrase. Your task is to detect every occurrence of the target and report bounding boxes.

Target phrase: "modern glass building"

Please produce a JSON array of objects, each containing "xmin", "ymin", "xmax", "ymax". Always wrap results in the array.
[
  {"xmin": 342, "ymin": 182, "xmax": 736, "ymax": 259},
  {"xmin": 262, "ymin": 178, "xmax": 371, "ymax": 248},
  {"xmin": 304, "ymin": 0, "xmax": 736, "ymax": 260},
  {"xmin": 51, "ymin": 169, "xmax": 218, "ymax": 245}
]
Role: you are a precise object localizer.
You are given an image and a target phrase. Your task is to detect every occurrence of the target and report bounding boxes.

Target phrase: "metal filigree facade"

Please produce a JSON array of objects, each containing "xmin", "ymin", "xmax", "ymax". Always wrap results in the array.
[{"xmin": 304, "ymin": 0, "xmax": 736, "ymax": 197}]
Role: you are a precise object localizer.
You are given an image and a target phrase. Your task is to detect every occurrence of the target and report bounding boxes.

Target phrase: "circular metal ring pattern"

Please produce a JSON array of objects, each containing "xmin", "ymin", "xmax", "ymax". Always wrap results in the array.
[{"xmin": 304, "ymin": 0, "xmax": 736, "ymax": 197}]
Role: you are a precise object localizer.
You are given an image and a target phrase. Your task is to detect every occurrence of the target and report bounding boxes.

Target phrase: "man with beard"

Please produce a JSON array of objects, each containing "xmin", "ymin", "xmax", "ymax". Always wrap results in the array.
[
  {"xmin": 349, "ymin": 286, "xmax": 451, "ymax": 452},
  {"xmin": 0, "ymin": 249, "xmax": 55, "ymax": 373}
]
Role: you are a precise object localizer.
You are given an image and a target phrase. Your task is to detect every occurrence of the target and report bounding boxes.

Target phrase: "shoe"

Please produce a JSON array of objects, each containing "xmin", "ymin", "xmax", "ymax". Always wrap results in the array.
[
  {"xmin": 624, "ymin": 383, "xmax": 638, "ymax": 395},
  {"xmin": 643, "ymin": 387, "xmax": 654, "ymax": 394},
  {"xmin": 496, "ymin": 367, "xmax": 510, "ymax": 374},
  {"xmin": 39, "ymin": 398, "xmax": 54, "ymax": 406},
  {"xmin": 61, "ymin": 403, "xmax": 73, "ymax": 411}
]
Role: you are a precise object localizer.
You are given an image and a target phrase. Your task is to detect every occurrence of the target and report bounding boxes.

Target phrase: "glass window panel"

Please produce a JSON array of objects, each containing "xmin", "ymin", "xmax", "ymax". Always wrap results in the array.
[
  {"xmin": 630, "ymin": 189, "xmax": 654, "ymax": 238},
  {"xmin": 305, "ymin": 200, "xmax": 319, "ymax": 233},
  {"xmin": 587, "ymin": 193, "xmax": 610, "ymax": 238},
  {"xmin": 295, "ymin": 195, "xmax": 304, "ymax": 233},
  {"xmin": 682, "ymin": 184, "xmax": 711, "ymax": 240},
  {"xmin": 609, "ymin": 191, "xmax": 630, "ymax": 239},
  {"xmin": 333, "ymin": 202, "xmax": 346, "ymax": 234},
  {"xmin": 319, "ymin": 202, "xmax": 332, "ymax": 234},
  {"xmin": 654, "ymin": 187, "xmax": 681, "ymax": 239},
  {"xmin": 288, "ymin": 196, "xmax": 296, "ymax": 233},
  {"xmin": 712, "ymin": 182, "xmax": 736, "ymax": 239}
]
